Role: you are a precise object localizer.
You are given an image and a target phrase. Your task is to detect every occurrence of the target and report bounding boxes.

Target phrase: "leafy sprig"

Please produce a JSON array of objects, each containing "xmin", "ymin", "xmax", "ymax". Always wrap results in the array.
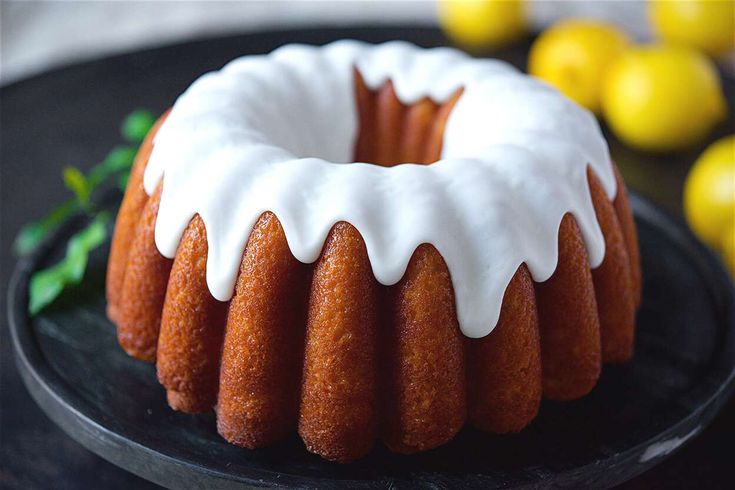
[
  {"xmin": 17, "ymin": 109, "xmax": 157, "ymax": 315},
  {"xmin": 28, "ymin": 213, "xmax": 110, "ymax": 315}
]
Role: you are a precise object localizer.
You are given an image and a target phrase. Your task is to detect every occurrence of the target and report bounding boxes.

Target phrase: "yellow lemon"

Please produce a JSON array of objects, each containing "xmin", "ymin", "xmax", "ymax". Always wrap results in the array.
[
  {"xmin": 528, "ymin": 19, "xmax": 631, "ymax": 114},
  {"xmin": 438, "ymin": 0, "xmax": 527, "ymax": 51},
  {"xmin": 649, "ymin": 0, "xmax": 735, "ymax": 56},
  {"xmin": 722, "ymin": 222, "xmax": 735, "ymax": 277},
  {"xmin": 684, "ymin": 135, "xmax": 735, "ymax": 250},
  {"xmin": 602, "ymin": 45, "xmax": 727, "ymax": 152}
]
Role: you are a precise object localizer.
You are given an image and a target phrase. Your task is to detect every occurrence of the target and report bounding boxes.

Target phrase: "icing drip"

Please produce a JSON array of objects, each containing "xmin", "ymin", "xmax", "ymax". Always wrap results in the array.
[{"xmin": 144, "ymin": 40, "xmax": 615, "ymax": 338}]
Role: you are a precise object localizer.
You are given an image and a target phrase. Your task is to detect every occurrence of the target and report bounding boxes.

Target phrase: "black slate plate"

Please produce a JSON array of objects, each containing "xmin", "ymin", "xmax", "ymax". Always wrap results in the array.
[{"xmin": 9, "ymin": 192, "xmax": 735, "ymax": 490}]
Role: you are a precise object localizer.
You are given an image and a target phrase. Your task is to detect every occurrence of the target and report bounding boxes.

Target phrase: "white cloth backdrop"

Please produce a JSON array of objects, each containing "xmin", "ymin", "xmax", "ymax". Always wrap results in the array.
[{"xmin": 1, "ymin": 0, "xmax": 651, "ymax": 85}]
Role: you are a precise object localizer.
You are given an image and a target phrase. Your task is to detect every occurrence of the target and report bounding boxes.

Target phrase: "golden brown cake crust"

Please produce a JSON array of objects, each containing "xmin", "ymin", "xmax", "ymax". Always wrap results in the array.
[
  {"xmin": 383, "ymin": 244, "xmax": 467, "ymax": 453},
  {"xmin": 468, "ymin": 264, "xmax": 542, "ymax": 432},
  {"xmin": 354, "ymin": 70, "xmax": 377, "ymax": 164},
  {"xmin": 401, "ymin": 97, "xmax": 438, "ymax": 164},
  {"xmin": 589, "ymin": 169, "xmax": 637, "ymax": 363},
  {"xmin": 374, "ymin": 81, "xmax": 405, "ymax": 166},
  {"xmin": 612, "ymin": 163, "xmax": 643, "ymax": 308},
  {"xmin": 536, "ymin": 213, "xmax": 602, "ymax": 400},
  {"xmin": 157, "ymin": 214, "xmax": 228, "ymax": 413},
  {"xmin": 217, "ymin": 212, "xmax": 309, "ymax": 449},
  {"xmin": 116, "ymin": 183, "xmax": 172, "ymax": 361},
  {"xmin": 298, "ymin": 222, "xmax": 380, "ymax": 463},
  {"xmin": 106, "ymin": 112, "xmax": 168, "ymax": 322}
]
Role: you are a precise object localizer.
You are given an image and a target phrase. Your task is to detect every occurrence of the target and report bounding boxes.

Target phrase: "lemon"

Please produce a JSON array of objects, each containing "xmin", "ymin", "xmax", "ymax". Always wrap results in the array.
[
  {"xmin": 528, "ymin": 19, "xmax": 631, "ymax": 114},
  {"xmin": 684, "ymin": 135, "xmax": 735, "ymax": 250},
  {"xmin": 649, "ymin": 0, "xmax": 735, "ymax": 56},
  {"xmin": 723, "ymin": 222, "xmax": 735, "ymax": 277},
  {"xmin": 602, "ymin": 45, "xmax": 727, "ymax": 152},
  {"xmin": 438, "ymin": 0, "xmax": 527, "ymax": 51}
]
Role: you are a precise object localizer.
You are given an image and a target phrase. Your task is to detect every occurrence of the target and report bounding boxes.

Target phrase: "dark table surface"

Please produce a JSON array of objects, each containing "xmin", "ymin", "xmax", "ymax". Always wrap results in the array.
[{"xmin": 1, "ymin": 27, "xmax": 734, "ymax": 489}]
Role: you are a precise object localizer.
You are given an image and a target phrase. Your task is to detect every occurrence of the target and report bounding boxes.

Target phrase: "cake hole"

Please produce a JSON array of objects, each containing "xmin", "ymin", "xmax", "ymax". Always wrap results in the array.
[{"xmin": 353, "ymin": 70, "xmax": 463, "ymax": 168}]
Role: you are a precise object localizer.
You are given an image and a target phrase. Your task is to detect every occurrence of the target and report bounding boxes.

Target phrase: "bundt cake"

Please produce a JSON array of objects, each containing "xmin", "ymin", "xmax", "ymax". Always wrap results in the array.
[{"xmin": 106, "ymin": 40, "xmax": 642, "ymax": 463}]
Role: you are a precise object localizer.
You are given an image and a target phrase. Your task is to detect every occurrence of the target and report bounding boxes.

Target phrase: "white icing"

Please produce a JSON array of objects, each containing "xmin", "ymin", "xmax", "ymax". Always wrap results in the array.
[{"xmin": 144, "ymin": 40, "xmax": 616, "ymax": 339}]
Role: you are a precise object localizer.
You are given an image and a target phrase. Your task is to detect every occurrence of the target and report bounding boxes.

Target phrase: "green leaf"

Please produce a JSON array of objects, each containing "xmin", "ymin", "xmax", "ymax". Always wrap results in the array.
[
  {"xmin": 13, "ymin": 199, "xmax": 79, "ymax": 257},
  {"xmin": 27, "ymin": 212, "xmax": 110, "ymax": 315},
  {"xmin": 22, "ymin": 108, "xmax": 154, "ymax": 313},
  {"xmin": 64, "ymin": 213, "xmax": 109, "ymax": 283},
  {"xmin": 104, "ymin": 146, "xmax": 138, "ymax": 173},
  {"xmin": 28, "ymin": 262, "xmax": 68, "ymax": 316},
  {"xmin": 122, "ymin": 109, "xmax": 156, "ymax": 144},
  {"xmin": 63, "ymin": 166, "xmax": 90, "ymax": 204},
  {"xmin": 87, "ymin": 145, "xmax": 137, "ymax": 189}
]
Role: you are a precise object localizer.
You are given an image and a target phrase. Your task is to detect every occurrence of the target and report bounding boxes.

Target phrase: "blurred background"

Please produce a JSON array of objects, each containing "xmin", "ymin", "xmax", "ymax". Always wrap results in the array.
[{"xmin": 2, "ymin": 0, "xmax": 655, "ymax": 84}]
